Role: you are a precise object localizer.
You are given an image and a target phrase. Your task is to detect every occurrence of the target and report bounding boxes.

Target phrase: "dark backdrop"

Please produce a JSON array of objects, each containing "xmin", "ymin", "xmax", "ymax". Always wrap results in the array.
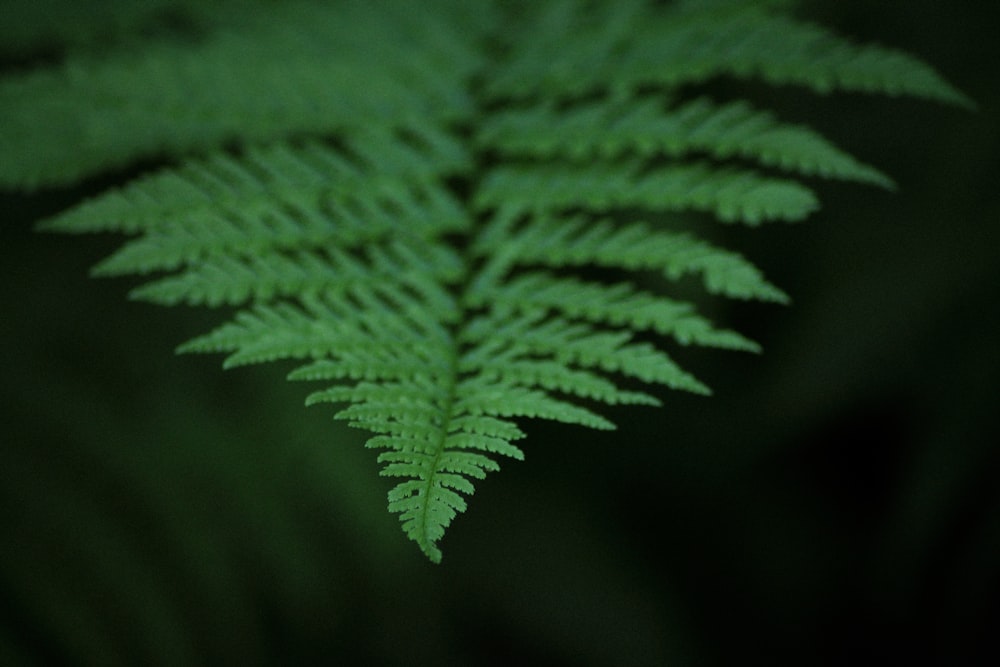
[{"xmin": 2, "ymin": 1, "xmax": 997, "ymax": 664}]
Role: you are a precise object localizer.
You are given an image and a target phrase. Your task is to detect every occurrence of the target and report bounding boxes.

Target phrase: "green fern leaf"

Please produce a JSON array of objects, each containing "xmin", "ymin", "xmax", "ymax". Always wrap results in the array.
[
  {"xmin": 0, "ymin": 2, "xmax": 479, "ymax": 188},
  {"xmin": 478, "ymin": 96, "xmax": 896, "ymax": 187},
  {"xmin": 473, "ymin": 215, "xmax": 789, "ymax": 302},
  {"xmin": 10, "ymin": 0, "xmax": 969, "ymax": 561},
  {"xmin": 488, "ymin": 0, "xmax": 973, "ymax": 105},
  {"xmin": 476, "ymin": 162, "xmax": 819, "ymax": 223}
]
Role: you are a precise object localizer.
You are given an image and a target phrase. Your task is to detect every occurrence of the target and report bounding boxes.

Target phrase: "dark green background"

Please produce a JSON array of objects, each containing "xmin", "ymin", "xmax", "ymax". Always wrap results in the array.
[{"xmin": 2, "ymin": 1, "xmax": 997, "ymax": 664}]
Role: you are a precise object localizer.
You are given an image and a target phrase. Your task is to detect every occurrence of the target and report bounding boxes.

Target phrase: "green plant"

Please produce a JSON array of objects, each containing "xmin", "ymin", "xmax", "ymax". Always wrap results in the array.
[{"xmin": 2, "ymin": 0, "xmax": 969, "ymax": 563}]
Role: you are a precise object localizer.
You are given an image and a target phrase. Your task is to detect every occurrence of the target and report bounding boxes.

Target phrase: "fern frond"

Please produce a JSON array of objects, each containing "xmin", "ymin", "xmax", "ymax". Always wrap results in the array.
[
  {"xmin": 0, "ymin": 1, "xmax": 479, "ymax": 189},
  {"xmin": 470, "ymin": 272, "xmax": 759, "ymax": 351},
  {"xmin": 474, "ymin": 215, "xmax": 789, "ymax": 303},
  {"xmin": 478, "ymin": 96, "xmax": 895, "ymax": 187},
  {"xmin": 460, "ymin": 312, "xmax": 712, "ymax": 396},
  {"xmin": 19, "ymin": 0, "xmax": 969, "ymax": 560},
  {"xmin": 476, "ymin": 163, "xmax": 818, "ymax": 224},
  {"xmin": 488, "ymin": 1, "xmax": 973, "ymax": 106}
]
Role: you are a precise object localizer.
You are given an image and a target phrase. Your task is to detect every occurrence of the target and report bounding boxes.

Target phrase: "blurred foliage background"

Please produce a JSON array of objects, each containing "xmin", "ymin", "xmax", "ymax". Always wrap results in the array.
[{"xmin": 1, "ymin": 1, "xmax": 997, "ymax": 664}]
